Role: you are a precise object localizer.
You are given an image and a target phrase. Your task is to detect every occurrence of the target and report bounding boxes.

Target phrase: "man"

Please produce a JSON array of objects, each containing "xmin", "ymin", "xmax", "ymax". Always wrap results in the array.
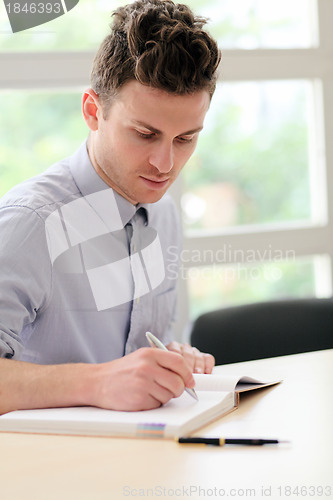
[{"xmin": 0, "ymin": 0, "xmax": 221, "ymax": 414}]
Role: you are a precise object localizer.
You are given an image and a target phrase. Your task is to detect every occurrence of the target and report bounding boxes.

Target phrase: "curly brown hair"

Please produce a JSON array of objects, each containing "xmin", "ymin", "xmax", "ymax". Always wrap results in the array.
[{"xmin": 90, "ymin": 0, "xmax": 221, "ymax": 114}]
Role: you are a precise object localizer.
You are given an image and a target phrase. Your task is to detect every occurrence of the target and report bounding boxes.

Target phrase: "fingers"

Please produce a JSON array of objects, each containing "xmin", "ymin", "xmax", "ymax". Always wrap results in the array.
[
  {"xmin": 202, "ymin": 353, "xmax": 215, "ymax": 374},
  {"xmin": 155, "ymin": 349, "xmax": 194, "ymax": 389},
  {"xmin": 167, "ymin": 341, "xmax": 215, "ymax": 374},
  {"xmin": 148, "ymin": 367, "xmax": 186, "ymax": 404},
  {"xmin": 131, "ymin": 349, "xmax": 193, "ymax": 408}
]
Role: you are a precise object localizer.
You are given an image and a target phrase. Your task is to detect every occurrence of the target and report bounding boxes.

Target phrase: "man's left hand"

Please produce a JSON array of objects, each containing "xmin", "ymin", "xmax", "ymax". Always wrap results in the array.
[{"xmin": 166, "ymin": 341, "xmax": 215, "ymax": 374}]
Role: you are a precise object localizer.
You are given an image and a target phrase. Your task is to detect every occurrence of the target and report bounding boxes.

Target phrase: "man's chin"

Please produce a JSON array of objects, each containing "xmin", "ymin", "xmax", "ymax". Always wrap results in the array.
[{"xmin": 137, "ymin": 190, "xmax": 168, "ymax": 204}]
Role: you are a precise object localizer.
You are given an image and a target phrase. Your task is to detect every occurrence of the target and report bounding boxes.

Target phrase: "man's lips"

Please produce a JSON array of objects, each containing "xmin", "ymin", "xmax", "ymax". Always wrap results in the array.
[{"xmin": 140, "ymin": 176, "xmax": 170, "ymax": 189}]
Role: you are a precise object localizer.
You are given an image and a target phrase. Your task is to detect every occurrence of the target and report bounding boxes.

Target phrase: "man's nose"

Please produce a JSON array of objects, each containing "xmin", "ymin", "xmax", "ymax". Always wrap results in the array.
[{"xmin": 149, "ymin": 142, "xmax": 174, "ymax": 173}]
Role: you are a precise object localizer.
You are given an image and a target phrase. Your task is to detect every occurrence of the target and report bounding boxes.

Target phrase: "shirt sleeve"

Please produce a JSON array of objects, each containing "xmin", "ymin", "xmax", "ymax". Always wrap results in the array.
[{"xmin": 0, "ymin": 206, "xmax": 52, "ymax": 359}]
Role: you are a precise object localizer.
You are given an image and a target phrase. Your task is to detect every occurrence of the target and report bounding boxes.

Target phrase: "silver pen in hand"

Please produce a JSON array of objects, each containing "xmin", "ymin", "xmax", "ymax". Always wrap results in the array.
[{"xmin": 145, "ymin": 331, "xmax": 199, "ymax": 401}]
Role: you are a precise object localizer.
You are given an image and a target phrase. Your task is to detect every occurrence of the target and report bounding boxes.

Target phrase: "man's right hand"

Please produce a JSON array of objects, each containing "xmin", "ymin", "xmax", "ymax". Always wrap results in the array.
[{"xmin": 87, "ymin": 348, "xmax": 196, "ymax": 411}]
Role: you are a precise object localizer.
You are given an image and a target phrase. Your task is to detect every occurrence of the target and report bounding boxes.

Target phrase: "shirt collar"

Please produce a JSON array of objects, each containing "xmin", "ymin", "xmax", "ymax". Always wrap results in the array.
[{"xmin": 69, "ymin": 141, "xmax": 150, "ymax": 228}]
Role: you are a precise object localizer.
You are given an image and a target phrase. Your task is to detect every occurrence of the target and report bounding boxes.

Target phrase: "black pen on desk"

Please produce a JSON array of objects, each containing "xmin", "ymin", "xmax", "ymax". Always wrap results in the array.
[
  {"xmin": 176, "ymin": 437, "xmax": 290, "ymax": 446},
  {"xmin": 145, "ymin": 331, "xmax": 199, "ymax": 401}
]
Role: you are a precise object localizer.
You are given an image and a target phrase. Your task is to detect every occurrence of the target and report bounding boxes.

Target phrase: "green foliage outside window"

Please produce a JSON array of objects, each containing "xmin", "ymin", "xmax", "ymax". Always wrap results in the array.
[
  {"xmin": 0, "ymin": 92, "xmax": 87, "ymax": 197},
  {"xmin": 183, "ymin": 81, "xmax": 311, "ymax": 230}
]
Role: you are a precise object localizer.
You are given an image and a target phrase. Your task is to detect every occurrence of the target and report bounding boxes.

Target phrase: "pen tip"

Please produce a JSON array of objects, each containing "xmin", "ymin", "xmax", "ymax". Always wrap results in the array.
[{"xmin": 189, "ymin": 389, "xmax": 199, "ymax": 401}]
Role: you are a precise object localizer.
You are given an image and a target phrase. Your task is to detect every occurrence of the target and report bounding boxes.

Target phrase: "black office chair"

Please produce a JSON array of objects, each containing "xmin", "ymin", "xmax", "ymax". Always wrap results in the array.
[{"xmin": 190, "ymin": 298, "xmax": 333, "ymax": 365}]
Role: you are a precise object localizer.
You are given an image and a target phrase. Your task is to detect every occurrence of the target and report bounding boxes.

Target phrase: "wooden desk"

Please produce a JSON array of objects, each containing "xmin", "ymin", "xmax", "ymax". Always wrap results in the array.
[{"xmin": 1, "ymin": 350, "xmax": 332, "ymax": 500}]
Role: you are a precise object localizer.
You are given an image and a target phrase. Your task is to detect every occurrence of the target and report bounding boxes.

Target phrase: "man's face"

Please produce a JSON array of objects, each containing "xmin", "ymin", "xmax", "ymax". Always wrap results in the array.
[{"xmin": 87, "ymin": 80, "xmax": 210, "ymax": 205}]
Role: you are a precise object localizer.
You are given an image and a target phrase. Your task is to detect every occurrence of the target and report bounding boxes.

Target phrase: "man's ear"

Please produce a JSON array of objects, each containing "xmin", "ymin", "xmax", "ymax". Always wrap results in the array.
[{"xmin": 82, "ymin": 89, "xmax": 101, "ymax": 131}]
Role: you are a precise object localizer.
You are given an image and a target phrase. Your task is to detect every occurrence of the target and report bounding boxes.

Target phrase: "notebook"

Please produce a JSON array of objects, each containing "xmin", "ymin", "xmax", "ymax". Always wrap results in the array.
[{"xmin": 0, "ymin": 373, "xmax": 280, "ymax": 439}]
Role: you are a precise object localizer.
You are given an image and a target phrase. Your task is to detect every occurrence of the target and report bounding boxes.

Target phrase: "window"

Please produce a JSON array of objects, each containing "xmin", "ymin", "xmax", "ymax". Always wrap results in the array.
[
  {"xmin": 174, "ymin": 0, "xmax": 333, "ymax": 334},
  {"xmin": 1, "ymin": 0, "xmax": 332, "ymax": 339},
  {"xmin": 0, "ymin": 91, "xmax": 86, "ymax": 197},
  {"xmin": 183, "ymin": 80, "xmax": 315, "ymax": 231}
]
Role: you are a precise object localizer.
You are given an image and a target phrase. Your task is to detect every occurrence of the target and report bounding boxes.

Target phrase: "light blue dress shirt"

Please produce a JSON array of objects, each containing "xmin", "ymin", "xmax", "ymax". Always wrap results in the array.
[{"xmin": 0, "ymin": 142, "xmax": 182, "ymax": 364}]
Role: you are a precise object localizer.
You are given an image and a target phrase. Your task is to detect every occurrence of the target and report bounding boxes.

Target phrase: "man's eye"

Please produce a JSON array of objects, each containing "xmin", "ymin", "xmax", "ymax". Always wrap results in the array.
[
  {"xmin": 178, "ymin": 135, "xmax": 194, "ymax": 143},
  {"xmin": 137, "ymin": 131, "xmax": 154, "ymax": 139}
]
